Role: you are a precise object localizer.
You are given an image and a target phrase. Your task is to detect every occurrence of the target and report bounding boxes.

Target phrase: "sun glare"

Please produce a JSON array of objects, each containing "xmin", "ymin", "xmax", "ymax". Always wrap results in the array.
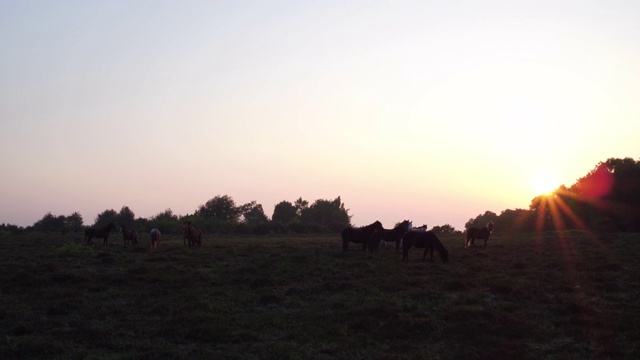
[{"xmin": 531, "ymin": 173, "xmax": 558, "ymax": 196}]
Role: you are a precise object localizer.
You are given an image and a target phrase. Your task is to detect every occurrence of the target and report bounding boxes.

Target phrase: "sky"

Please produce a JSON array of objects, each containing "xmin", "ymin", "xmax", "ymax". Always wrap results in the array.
[{"xmin": 1, "ymin": 0, "xmax": 639, "ymax": 230}]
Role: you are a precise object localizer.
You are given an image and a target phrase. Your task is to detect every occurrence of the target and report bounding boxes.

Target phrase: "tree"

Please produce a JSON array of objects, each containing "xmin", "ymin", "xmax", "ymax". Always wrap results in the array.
[
  {"xmin": 242, "ymin": 202, "xmax": 269, "ymax": 226},
  {"xmin": 300, "ymin": 196, "xmax": 351, "ymax": 230},
  {"xmin": 150, "ymin": 209, "xmax": 178, "ymax": 222},
  {"xmin": 294, "ymin": 197, "xmax": 309, "ymax": 217},
  {"xmin": 195, "ymin": 195, "xmax": 243, "ymax": 222},
  {"xmin": 33, "ymin": 212, "xmax": 66, "ymax": 232},
  {"xmin": 148, "ymin": 209, "xmax": 180, "ymax": 234},
  {"xmin": 64, "ymin": 212, "xmax": 84, "ymax": 233},
  {"xmin": 272, "ymin": 201, "xmax": 297, "ymax": 224},
  {"xmin": 116, "ymin": 206, "xmax": 135, "ymax": 229},
  {"xmin": 94, "ymin": 209, "xmax": 117, "ymax": 228},
  {"xmin": 465, "ymin": 211, "xmax": 498, "ymax": 230},
  {"xmin": 431, "ymin": 224, "xmax": 457, "ymax": 234}
]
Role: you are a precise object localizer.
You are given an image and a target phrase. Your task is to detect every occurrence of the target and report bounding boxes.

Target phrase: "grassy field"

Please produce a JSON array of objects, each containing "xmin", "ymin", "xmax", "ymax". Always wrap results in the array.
[{"xmin": 1, "ymin": 230, "xmax": 639, "ymax": 359}]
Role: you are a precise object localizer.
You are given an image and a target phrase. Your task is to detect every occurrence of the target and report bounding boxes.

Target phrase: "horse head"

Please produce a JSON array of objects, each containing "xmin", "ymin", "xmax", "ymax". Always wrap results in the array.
[
  {"xmin": 373, "ymin": 220, "xmax": 383, "ymax": 231},
  {"xmin": 487, "ymin": 221, "xmax": 494, "ymax": 232},
  {"xmin": 396, "ymin": 220, "xmax": 411, "ymax": 232}
]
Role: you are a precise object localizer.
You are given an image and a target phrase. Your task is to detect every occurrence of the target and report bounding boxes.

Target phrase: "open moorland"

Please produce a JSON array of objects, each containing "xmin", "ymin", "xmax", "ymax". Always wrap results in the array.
[{"xmin": 1, "ymin": 231, "xmax": 639, "ymax": 359}]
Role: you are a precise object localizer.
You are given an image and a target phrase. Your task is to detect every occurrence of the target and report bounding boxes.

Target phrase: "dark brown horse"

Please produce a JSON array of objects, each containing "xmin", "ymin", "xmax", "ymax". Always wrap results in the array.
[
  {"xmin": 402, "ymin": 230, "xmax": 449, "ymax": 262},
  {"xmin": 183, "ymin": 221, "xmax": 202, "ymax": 247},
  {"xmin": 84, "ymin": 223, "xmax": 117, "ymax": 246},
  {"xmin": 120, "ymin": 225, "xmax": 138, "ymax": 246},
  {"xmin": 368, "ymin": 220, "xmax": 412, "ymax": 252},
  {"xmin": 341, "ymin": 221, "xmax": 383, "ymax": 252},
  {"xmin": 150, "ymin": 228, "xmax": 161, "ymax": 248},
  {"xmin": 465, "ymin": 221, "xmax": 494, "ymax": 248}
]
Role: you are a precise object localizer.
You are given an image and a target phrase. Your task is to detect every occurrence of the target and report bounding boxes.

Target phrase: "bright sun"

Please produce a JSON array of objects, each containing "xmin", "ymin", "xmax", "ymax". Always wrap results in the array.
[{"xmin": 531, "ymin": 173, "xmax": 558, "ymax": 196}]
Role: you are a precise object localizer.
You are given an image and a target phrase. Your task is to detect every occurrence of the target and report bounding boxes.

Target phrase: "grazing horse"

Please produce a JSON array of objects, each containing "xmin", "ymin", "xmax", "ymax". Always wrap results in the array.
[
  {"xmin": 402, "ymin": 230, "xmax": 449, "ymax": 262},
  {"xmin": 183, "ymin": 221, "xmax": 202, "ymax": 247},
  {"xmin": 368, "ymin": 220, "xmax": 412, "ymax": 252},
  {"xmin": 84, "ymin": 223, "xmax": 117, "ymax": 246},
  {"xmin": 341, "ymin": 221, "xmax": 383, "ymax": 252},
  {"xmin": 120, "ymin": 225, "xmax": 138, "ymax": 246},
  {"xmin": 150, "ymin": 228, "xmax": 161, "ymax": 248},
  {"xmin": 465, "ymin": 221, "xmax": 494, "ymax": 248}
]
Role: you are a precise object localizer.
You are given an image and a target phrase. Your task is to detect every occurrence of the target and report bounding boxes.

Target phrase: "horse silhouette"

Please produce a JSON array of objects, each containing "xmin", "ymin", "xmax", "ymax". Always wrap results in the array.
[
  {"xmin": 183, "ymin": 221, "xmax": 202, "ymax": 247},
  {"xmin": 150, "ymin": 228, "xmax": 161, "ymax": 248},
  {"xmin": 84, "ymin": 223, "xmax": 117, "ymax": 246},
  {"xmin": 402, "ymin": 230, "xmax": 449, "ymax": 262},
  {"xmin": 466, "ymin": 221, "xmax": 494, "ymax": 248},
  {"xmin": 341, "ymin": 221, "xmax": 383, "ymax": 252},
  {"xmin": 368, "ymin": 220, "xmax": 412, "ymax": 252},
  {"xmin": 120, "ymin": 225, "xmax": 138, "ymax": 246}
]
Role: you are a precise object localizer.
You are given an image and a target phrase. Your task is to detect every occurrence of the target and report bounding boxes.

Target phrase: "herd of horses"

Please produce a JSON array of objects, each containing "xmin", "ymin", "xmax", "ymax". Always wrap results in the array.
[
  {"xmin": 83, "ymin": 221, "xmax": 203, "ymax": 248},
  {"xmin": 83, "ymin": 219, "xmax": 495, "ymax": 263},
  {"xmin": 341, "ymin": 220, "xmax": 496, "ymax": 263}
]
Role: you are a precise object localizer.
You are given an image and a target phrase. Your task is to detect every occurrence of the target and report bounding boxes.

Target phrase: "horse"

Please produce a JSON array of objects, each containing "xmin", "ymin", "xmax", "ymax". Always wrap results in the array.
[
  {"xmin": 410, "ymin": 224, "xmax": 427, "ymax": 232},
  {"xmin": 120, "ymin": 225, "xmax": 138, "ymax": 246},
  {"xmin": 150, "ymin": 228, "xmax": 161, "ymax": 248},
  {"xmin": 465, "ymin": 221, "xmax": 494, "ymax": 248},
  {"xmin": 84, "ymin": 223, "xmax": 117, "ymax": 246},
  {"xmin": 341, "ymin": 221, "xmax": 383, "ymax": 252},
  {"xmin": 183, "ymin": 221, "xmax": 202, "ymax": 247},
  {"xmin": 368, "ymin": 220, "xmax": 412, "ymax": 252},
  {"xmin": 402, "ymin": 230, "xmax": 449, "ymax": 262}
]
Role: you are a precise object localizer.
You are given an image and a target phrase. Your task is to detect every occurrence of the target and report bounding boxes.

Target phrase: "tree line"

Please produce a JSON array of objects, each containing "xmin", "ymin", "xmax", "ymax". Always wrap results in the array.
[
  {"xmin": 466, "ymin": 157, "xmax": 640, "ymax": 234},
  {"xmin": 0, "ymin": 196, "xmax": 352, "ymax": 236},
  {"xmin": 2, "ymin": 157, "xmax": 639, "ymax": 237}
]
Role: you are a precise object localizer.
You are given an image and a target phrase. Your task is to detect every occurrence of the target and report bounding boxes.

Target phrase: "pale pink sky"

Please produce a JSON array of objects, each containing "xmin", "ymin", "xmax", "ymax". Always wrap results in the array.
[{"xmin": 1, "ymin": 1, "xmax": 639, "ymax": 229}]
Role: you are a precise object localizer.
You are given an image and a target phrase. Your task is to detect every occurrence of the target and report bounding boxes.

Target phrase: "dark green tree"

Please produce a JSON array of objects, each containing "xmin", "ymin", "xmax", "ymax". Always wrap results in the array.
[
  {"xmin": 94, "ymin": 209, "xmax": 117, "ymax": 228},
  {"xmin": 294, "ymin": 197, "xmax": 309, "ymax": 217},
  {"xmin": 116, "ymin": 206, "xmax": 136, "ymax": 229},
  {"xmin": 272, "ymin": 201, "xmax": 297, "ymax": 224},
  {"xmin": 148, "ymin": 209, "xmax": 180, "ymax": 234},
  {"xmin": 465, "ymin": 211, "xmax": 498, "ymax": 230},
  {"xmin": 300, "ymin": 196, "xmax": 351, "ymax": 230},
  {"xmin": 431, "ymin": 224, "xmax": 457, "ymax": 234},
  {"xmin": 242, "ymin": 202, "xmax": 269, "ymax": 225},
  {"xmin": 195, "ymin": 195, "xmax": 243, "ymax": 222},
  {"xmin": 33, "ymin": 212, "xmax": 66, "ymax": 232},
  {"xmin": 64, "ymin": 212, "xmax": 84, "ymax": 233}
]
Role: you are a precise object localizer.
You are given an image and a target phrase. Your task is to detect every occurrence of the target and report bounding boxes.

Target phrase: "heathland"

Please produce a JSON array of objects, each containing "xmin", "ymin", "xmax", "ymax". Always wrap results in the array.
[{"xmin": 1, "ymin": 231, "xmax": 639, "ymax": 359}]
